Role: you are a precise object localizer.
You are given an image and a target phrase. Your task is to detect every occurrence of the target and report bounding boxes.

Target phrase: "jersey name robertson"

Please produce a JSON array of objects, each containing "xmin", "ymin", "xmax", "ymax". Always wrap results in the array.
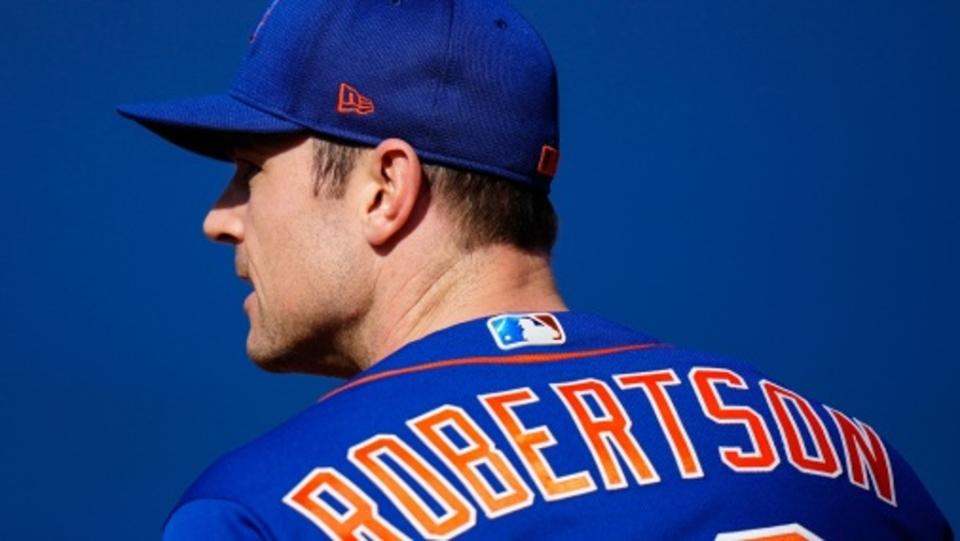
[
  {"xmin": 166, "ymin": 313, "xmax": 948, "ymax": 540},
  {"xmin": 282, "ymin": 365, "xmax": 895, "ymax": 540}
]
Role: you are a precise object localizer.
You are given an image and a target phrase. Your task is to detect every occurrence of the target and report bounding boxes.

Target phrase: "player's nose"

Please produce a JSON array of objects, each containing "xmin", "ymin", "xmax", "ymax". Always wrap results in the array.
[{"xmin": 203, "ymin": 182, "xmax": 246, "ymax": 245}]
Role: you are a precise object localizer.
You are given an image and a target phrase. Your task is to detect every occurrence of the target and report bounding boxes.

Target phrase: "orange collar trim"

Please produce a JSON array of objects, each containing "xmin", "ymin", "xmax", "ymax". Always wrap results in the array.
[{"xmin": 320, "ymin": 342, "xmax": 668, "ymax": 403}]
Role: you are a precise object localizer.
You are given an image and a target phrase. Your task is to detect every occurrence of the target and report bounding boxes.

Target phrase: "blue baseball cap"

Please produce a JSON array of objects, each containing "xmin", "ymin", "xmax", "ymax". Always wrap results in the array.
[{"xmin": 118, "ymin": 0, "xmax": 560, "ymax": 190}]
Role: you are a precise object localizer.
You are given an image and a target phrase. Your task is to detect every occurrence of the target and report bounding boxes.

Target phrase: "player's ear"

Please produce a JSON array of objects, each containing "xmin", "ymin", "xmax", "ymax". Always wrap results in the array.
[{"xmin": 359, "ymin": 138, "xmax": 423, "ymax": 247}]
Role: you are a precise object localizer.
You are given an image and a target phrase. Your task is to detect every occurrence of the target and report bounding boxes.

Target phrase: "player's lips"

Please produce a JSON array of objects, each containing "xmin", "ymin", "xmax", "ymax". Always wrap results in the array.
[
  {"xmin": 235, "ymin": 259, "xmax": 254, "ymax": 310},
  {"xmin": 235, "ymin": 265, "xmax": 252, "ymax": 284},
  {"xmin": 236, "ymin": 271, "xmax": 255, "ymax": 311}
]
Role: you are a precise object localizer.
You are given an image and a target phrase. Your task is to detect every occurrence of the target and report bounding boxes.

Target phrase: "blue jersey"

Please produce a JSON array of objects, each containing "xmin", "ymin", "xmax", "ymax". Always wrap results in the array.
[{"xmin": 163, "ymin": 312, "xmax": 952, "ymax": 540}]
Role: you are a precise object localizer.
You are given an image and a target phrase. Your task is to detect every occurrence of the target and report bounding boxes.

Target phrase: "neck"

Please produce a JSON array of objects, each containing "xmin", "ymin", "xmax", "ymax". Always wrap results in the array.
[{"xmin": 351, "ymin": 244, "xmax": 566, "ymax": 370}]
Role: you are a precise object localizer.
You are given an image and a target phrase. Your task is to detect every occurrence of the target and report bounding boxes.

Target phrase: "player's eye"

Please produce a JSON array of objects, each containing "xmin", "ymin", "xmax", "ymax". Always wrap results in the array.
[{"xmin": 234, "ymin": 159, "xmax": 262, "ymax": 183}]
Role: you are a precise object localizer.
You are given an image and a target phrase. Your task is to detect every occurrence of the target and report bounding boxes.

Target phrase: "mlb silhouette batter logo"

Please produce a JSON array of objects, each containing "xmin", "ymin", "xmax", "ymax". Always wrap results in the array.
[{"xmin": 486, "ymin": 313, "xmax": 566, "ymax": 350}]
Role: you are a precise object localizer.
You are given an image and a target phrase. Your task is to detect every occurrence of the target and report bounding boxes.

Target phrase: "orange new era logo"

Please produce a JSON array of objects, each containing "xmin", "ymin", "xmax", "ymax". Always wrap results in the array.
[
  {"xmin": 538, "ymin": 144, "xmax": 560, "ymax": 177},
  {"xmin": 337, "ymin": 83, "xmax": 375, "ymax": 116}
]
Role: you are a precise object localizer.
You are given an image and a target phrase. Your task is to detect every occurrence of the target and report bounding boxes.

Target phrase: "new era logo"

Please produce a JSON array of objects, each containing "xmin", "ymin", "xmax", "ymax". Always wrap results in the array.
[
  {"xmin": 487, "ymin": 313, "xmax": 566, "ymax": 351},
  {"xmin": 538, "ymin": 144, "xmax": 560, "ymax": 177},
  {"xmin": 337, "ymin": 83, "xmax": 375, "ymax": 116}
]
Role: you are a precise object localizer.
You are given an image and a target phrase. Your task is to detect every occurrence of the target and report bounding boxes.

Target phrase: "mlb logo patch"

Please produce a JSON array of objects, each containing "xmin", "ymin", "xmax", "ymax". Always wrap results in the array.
[{"xmin": 487, "ymin": 313, "xmax": 566, "ymax": 351}]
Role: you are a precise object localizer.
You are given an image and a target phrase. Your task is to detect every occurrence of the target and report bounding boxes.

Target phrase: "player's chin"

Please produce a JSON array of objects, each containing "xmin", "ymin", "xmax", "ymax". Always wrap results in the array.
[
  {"xmin": 246, "ymin": 336, "xmax": 303, "ymax": 374},
  {"xmin": 245, "ymin": 332, "xmax": 359, "ymax": 378}
]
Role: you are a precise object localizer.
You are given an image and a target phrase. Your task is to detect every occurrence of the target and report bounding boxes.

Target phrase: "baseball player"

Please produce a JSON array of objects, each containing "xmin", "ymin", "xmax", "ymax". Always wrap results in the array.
[{"xmin": 119, "ymin": 0, "xmax": 953, "ymax": 539}]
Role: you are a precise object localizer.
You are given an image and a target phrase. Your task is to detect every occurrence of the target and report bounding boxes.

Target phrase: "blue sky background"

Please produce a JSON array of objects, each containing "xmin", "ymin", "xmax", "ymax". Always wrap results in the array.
[{"xmin": 1, "ymin": 0, "xmax": 957, "ymax": 538}]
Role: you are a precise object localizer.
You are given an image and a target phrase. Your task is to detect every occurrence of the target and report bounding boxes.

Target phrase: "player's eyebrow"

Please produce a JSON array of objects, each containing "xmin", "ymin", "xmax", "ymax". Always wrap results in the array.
[
  {"xmin": 232, "ymin": 132, "xmax": 308, "ymax": 162},
  {"xmin": 230, "ymin": 139, "xmax": 270, "ymax": 162},
  {"xmin": 230, "ymin": 147, "xmax": 262, "ymax": 165}
]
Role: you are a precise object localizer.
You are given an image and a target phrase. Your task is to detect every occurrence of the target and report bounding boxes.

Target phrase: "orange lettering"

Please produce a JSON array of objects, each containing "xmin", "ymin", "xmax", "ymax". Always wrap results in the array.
[
  {"xmin": 408, "ymin": 405, "xmax": 534, "ymax": 518},
  {"xmin": 615, "ymin": 369, "xmax": 703, "ymax": 479},
  {"xmin": 715, "ymin": 523, "xmax": 823, "ymax": 540},
  {"xmin": 349, "ymin": 435, "xmax": 476, "ymax": 538},
  {"xmin": 826, "ymin": 407, "xmax": 896, "ymax": 506},
  {"xmin": 553, "ymin": 379, "xmax": 660, "ymax": 489},
  {"xmin": 689, "ymin": 367, "xmax": 779, "ymax": 472},
  {"xmin": 283, "ymin": 467, "xmax": 409, "ymax": 540},
  {"xmin": 479, "ymin": 387, "xmax": 595, "ymax": 500},
  {"xmin": 761, "ymin": 381, "xmax": 840, "ymax": 477}
]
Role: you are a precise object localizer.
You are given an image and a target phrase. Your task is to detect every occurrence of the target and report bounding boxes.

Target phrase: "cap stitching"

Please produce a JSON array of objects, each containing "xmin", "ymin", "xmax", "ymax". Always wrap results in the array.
[
  {"xmin": 250, "ymin": 0, "xmax": 282, "ymax": 43},
  {"xmin": 426, "ymin": 1, "xmax": 458, "ymax": 151}
]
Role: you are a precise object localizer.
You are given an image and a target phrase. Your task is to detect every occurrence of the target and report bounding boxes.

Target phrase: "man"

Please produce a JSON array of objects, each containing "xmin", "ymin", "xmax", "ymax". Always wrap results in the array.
[{"xmin": 120, "ymin": 0, "xmax": 952, "ymax": 539}]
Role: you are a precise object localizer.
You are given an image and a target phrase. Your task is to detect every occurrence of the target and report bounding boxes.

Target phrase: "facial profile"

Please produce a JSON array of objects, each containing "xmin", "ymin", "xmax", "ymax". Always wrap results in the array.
[{"xmin": 203, "ymin": 133, "xmax": 370, "ymax": 377}]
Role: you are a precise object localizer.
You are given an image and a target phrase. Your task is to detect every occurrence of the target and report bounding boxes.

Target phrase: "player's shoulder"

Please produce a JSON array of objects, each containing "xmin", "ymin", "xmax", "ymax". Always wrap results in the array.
[
  {"xmin": 168, "ymin": 312, "xmax": 953, "ymax": 539},
  {"xmin": 176, "ymin": 399, "xmax": 362, "ymax": 498},
  {"xmin": 164, "ymin": 400, "xmax": 365, "ymax": 538}
]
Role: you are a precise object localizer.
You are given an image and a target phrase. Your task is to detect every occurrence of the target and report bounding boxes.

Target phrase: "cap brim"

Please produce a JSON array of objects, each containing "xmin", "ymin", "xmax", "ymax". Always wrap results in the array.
[{"xmin": 117, "ymin": 94, "xmax": 305, "ymax": 161}]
